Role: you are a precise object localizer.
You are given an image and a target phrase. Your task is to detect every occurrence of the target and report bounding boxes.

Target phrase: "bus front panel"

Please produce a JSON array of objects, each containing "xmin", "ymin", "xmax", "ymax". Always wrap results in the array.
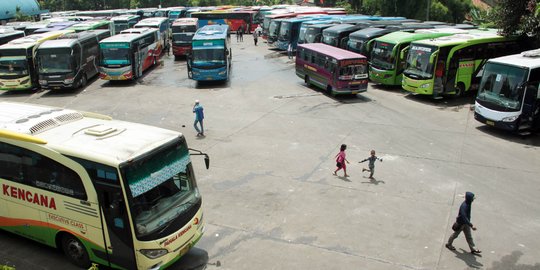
[
  {"xmin": 0, "ymin": 52, "xmax": 33, "ymax": 91},
  {"xmin": 99, "ymin": 43, "xmax": 134, "ymax": 81},
  {"xmin": 402, "ymin": 44, "xmax": 438, "ymax": 95}
]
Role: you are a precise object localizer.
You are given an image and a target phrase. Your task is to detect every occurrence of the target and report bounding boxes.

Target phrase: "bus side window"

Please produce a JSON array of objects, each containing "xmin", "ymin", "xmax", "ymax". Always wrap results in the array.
[
  {"xmin": 0, "ymin": 142, "xmax": 29, "ymax": 183},
  {"xmin": 73, "ymin": 44, "xmax": 82, "ymax": 70}
]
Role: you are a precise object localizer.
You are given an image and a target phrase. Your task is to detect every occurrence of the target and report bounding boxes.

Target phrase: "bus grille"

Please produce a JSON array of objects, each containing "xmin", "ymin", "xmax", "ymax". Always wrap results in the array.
[{"xmin": 56, "ymin": 112, "xmax": 83, "ymax": 123}]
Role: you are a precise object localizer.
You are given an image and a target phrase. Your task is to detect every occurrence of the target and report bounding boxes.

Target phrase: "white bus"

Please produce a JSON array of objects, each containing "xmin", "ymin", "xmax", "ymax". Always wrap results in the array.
[
  {"xmin": 0, "ymin": 101, "xmax": 209, "ymax": 269},
  {"xmin": 134, "ymin": 17, "xmax": 170, "ymax": 55},
  {"xmin": 110, "ymin": 15, "xmax": 141, "ymax": 35},
  {"xmin": 475, "ymin": 49, "xmax": 540, "ymax": 133}
]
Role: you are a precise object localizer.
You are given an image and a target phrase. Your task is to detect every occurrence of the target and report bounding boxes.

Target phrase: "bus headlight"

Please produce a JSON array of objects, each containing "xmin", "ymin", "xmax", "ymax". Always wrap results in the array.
[
  {"xmin": 218, "ymin": 70, "xmax": 226, "ymax": 75},
  {"xmin": 419, "ymin": 83, "xmax": 431, "ymax": 88},
  {"xmin": 140, "ymin": 248, "xmax": 168, "ymax": 259},
  {"xmin": 20, "ymin": 78, "xmax": 30, "ymax": 85},
  {"xmin": 502, "ymin": 115, "xmax": 518, "ymax": 122},
  {"xmin": 64, "ymin": 78, "xmax": 74, "ymax": 84},
  {"xmin": 39, "ymin": 80, "xmax": 48, "ymax": 85}
]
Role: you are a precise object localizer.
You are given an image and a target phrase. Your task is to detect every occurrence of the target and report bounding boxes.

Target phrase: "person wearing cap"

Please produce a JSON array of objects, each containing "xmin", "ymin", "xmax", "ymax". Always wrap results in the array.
[
  {"xmin": 446, "ymin": 191, "xmax": 481, "ymax": 254},
  {"xmin": 193, "ymin": 100, "xmax": 204, "ymax": 136}
]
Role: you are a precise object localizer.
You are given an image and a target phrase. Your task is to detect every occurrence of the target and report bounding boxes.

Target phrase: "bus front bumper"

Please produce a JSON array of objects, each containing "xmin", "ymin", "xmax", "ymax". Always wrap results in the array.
[
  {"xmin": 0, "ymin": 77, "xmax": 33, "ymax": 91},
  {"xmin": 402, "ymin": 76, "xmax": 434, "ymax": 95},
  {"xmin": 173, "ymin": 46, "xmax": 191, "ymax": 56},
  {"xmin": 99, "ymin": 66, "xmax": 133, "ymax": 81},
  {"xmin": 474, "ymin": 103, "xmax": 520, "ymax": 131},
  {"xmin": 369, "ymin": 67, "xmax": 398, "ymax": 86},
  {"xmin": 191, "ymin": 68, "xmax": 227, "ymax": 81}
]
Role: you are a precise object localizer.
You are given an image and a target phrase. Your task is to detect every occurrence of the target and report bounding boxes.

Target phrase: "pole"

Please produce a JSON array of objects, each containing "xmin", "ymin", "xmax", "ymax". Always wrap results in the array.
[{"xmin": 426, "ymin": 0, "xmax": 430, "ymax": 21}]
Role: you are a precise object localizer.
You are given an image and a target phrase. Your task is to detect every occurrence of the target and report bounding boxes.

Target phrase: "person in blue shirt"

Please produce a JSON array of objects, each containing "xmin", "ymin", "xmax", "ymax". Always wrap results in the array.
[
  {"xmin": 359, "ymin": 150, "xmax": 382, "ymax": 178},
  {"xmin": 446, "ymin": 191, "xmax": 481, "ymax": 254},
  {"xmin": 193, "ymin": 100, "xmax": 205, "ymax": 137}
]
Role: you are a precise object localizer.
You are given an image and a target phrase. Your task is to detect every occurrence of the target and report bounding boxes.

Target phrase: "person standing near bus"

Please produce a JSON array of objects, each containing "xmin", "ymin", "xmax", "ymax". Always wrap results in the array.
[
  {"xmin": 333, "ymin": 144, "xmax": 349, "ymax": 177},
  {"xmin": 253, "ymin": 30, "xmax": 258, "ymax": 46},
  {"xmin": 446, "ymin": 192, "xmax": 481, "ymax": 254},
  {"xmin": 193, "ymin": 100, "xmax": 205, "ymax": 137},
  {"xmin": 288, "ymin": 43, "xmax": 293, "ymax": 59}
]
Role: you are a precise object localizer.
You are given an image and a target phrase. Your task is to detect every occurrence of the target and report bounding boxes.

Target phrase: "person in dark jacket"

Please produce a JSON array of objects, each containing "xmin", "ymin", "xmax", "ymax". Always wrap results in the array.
[{"xmin": 445, "ymin": 192, "xmax": 481, "ymax": 254}]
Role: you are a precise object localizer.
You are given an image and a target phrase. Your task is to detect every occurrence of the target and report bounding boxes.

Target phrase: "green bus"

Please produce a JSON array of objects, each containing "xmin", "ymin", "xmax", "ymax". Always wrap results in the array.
[
  {"xmin": 402, "ymin": 29, "xmax": 522, "ymax": 98},
  {"xmin": 369, "ymin": 29, "xmax": 466, "ymax": 86},
  {"xmin": 67, "ymin": 20, "xmax": 110, "ymax": 33}
]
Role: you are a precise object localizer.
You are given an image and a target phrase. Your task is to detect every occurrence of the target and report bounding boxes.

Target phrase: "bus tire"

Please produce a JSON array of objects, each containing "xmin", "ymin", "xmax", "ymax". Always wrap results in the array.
[
  {"xmin": 80, "ymin": 75, "xmax": 87, "ymax": 89},
  {"xmin": 61, "ymin": 234, "xmax": 91, "ymax": 268},
  {"xmin": 326, "ymin": 85, "xmax": 334, "ymax": 96},
  {"xmin": 455, "ymin": 83, "xmax": 465, "ymax": 97},
  {"xmin": 304, "ymin": 75, "xmax": 310, "ymax": 86}
]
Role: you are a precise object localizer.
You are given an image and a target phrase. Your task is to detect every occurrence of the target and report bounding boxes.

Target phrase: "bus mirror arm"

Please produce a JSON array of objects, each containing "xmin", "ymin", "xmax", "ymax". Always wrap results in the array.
[
  {"xmin": 189, "ymin": 148, "xmax": 210, "ymax": 169},
  {"xmin": 429, "ymin": 51, "xmax": 439, "ymax": 65}
]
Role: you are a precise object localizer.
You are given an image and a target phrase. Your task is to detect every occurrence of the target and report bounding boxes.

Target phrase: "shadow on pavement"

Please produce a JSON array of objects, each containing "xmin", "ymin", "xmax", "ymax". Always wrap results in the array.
[
  {"xmin": 475, "ymin": 125, "xmax": 540, "ymax": 146},
  {"xmin": 486, "ymin": 250, "xmax": 540, "ymax": 270},
  {"xmin": 449, "ymin": 248, "xmax": 484, "ymax": 269}
]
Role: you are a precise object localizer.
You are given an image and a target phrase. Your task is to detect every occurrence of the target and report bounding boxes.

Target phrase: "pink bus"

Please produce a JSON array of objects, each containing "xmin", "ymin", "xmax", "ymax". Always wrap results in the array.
[
  {"xmin": 295, "ymin": 43, "xmax": 368, "ymax": 95},
  {"xmin": 171, "ymin": 18, "xmax": 198, "ymax": 57}
]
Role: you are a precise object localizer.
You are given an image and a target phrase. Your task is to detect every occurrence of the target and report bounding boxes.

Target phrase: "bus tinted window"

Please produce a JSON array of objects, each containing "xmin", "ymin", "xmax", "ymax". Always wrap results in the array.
[
  {"xmin": 38, "ymin": 48, "xmax": 72, "ymax": 73},
  {"xmin": 0, "ymin": 142, "xmax": 87, "ymax": 200}
]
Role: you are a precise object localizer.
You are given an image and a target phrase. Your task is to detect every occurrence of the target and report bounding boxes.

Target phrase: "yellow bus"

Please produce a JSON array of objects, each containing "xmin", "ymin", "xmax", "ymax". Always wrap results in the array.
[
  {"xmin": 0, "ymin": 30, "xmax": 72, "ymax": 91},
  {"xmin": 0, "ymin": 102, "xmax": 209, "ymax": 269}
]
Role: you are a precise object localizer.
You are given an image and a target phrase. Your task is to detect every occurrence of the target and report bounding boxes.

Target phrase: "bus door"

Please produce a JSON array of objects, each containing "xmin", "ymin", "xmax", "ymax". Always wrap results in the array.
[
  {"xmin": 397, "ymin": 45, "xmax": 409, "ymax": 78},
  {"xmin": 132, "ymin": 44, "xmax": 142, "ymax": 79},
  {"xmin": 523, "ymin": 72, "xmax": 540, "ymax": 130},
  {"xmin": 93, "ymin": 179, "xmax": 137, "ymax": 269}
]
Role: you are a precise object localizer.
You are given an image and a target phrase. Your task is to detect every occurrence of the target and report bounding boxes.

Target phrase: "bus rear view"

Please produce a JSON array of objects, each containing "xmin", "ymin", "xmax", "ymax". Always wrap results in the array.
[{"xmin": 474, "ymin": 49, "xmax": 540, "ymax": 133}]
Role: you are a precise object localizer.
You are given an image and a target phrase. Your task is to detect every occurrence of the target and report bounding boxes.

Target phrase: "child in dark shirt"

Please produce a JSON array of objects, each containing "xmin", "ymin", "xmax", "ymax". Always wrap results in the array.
[{"xmin": 359, "ymin": 150, "xmax": 382, "ymax": 178}]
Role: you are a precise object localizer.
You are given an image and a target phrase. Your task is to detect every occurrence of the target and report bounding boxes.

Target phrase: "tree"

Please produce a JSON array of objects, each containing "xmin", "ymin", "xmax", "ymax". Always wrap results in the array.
[{"xmin": 492, "ymin": 0, "xmax": 540, "ymax": 42}]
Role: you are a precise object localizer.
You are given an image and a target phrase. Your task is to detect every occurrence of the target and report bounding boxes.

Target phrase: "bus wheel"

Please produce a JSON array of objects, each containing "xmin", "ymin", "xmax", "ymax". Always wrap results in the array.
[
  {"xmin": 61, "ymin": 234, "xmax": 90, "ymax": 268},
  {"xmin": 455, "ymin": 83, "xmax": 465, "ymax": 97},
  {"xmin": 80, "ymin": 75, "xmax": 87, "ymax": 89},
  {"xmin": 304, "ymin": 75, "xmax": 310, "ymax": 86},
  {"xmin": 326, "ymin": 85, "xmax": 334, "ymax": 96}
]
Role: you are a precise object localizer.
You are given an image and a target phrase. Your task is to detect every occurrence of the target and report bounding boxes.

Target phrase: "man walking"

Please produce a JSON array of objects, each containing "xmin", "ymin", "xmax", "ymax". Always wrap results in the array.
[
  {"xmin": 446, "ymin": 192, "xmax": 481, "ymax": 254},
  {"xmin": 193, "ymin": 100, "xmax": 205, "ymax": 137},
  {"xmin": 253, "ymin": 30, "xmax": 258, "ymax": 46}
]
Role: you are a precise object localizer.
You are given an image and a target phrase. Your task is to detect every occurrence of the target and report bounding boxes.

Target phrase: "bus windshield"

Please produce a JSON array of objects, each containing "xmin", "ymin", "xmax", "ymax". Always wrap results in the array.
[
  {"xmin": 339, "ymin": 63, "xmax": 367, "ymax": 80},
  {"xmin": 38, "ymin": 48, "xmax": 72, "ymax": 74},
  {"xmin": 348, "ymin": 37, "xmax": 366, "ymax": 53},
  {"xmin": 322, "ymin": 33, "xmax": 338, "ymax": 47},
  {"xmin": 192, "ymin": 48, "xmax": 225, "ymax": 65},
  {"xmin": 305, "ymin": 27, "xmax": 323, "ymax": 43},
  {"xmin": 404, "ymin": 45, "xmax": 437, "ymax": 79},
  {"xmin": 371, "ymin": 42, "xmax": 395, "ymax": 70},
  {"xmin": 0, "ymin": 56, "xmax": 29, "ymax": 76},
  {"xmin": 477, "ymin": 63, "xmax": 528, "ymax": 111},
  {"xmin": 172, "ymin": 25, "xmax": 197, "ymax": 33},
  {"xmin": 268, "ymin": 21, "xmax": 280, "ymax": 37},
  {"xmin": 100, "ymin": 43, "xmax": 131, "ymax": 65},
  {"xmin": 279, "ymin": 21, "xmax": 292, "ymax": 40},
  {"xmin": 123, "ymin": 139, "xmax": 200, "ymax": 239},
  {"xmin": 114, "ymin": 23, "xmax": 129, "ymax": 33},
  {"xmin": 173, "ymin": 33, "xmax": 194, "ymax": 43}
]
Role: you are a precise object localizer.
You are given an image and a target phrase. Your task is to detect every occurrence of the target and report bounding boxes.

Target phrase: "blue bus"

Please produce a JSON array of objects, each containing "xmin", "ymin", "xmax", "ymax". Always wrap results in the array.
[
  {"xmin": 187, "ymin": 24, "xmax": 232, "ymax": 82},
  {"xmin": 276, "ymin": 17, "xmax": 315, "ymax": 51}
]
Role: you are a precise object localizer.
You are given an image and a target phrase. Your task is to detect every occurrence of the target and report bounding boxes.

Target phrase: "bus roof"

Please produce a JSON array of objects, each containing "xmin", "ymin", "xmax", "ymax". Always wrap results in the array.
[
  {"xmin": 67, "ymin": 20, "xmax": 109, "ymax": 30},
  {"xmin": 0, "ymin": 28, "xmax": 24, "ymax": 37},
  {"xmin": 374, "ymin": 30, "xmax": 457, "ymax": 44},
  {"xmin": 487, "ymin": 49, "xmax": 540, "ymax": 69},
  {"xmin": 0, "ymin": 102, "xmax": 180, "ymax": 165},
  {"xmin": 39, "ymin": 32, "xmax": 97, "ymax": 49},
  {"xmin": 110, "ymin": 14, "xmax": 140, "ymax": 21},
  {"xmin": 193, "ymin": 24, "xmax": 229, "ymax": 40},
  {"xmin": 323, "ymin": 23, "xmax": 361, "ymax": 34},
  {"xmin": 172, "ymin": 18, "xmax": 198, "ymax": 26},
  {"xmin": 307, "ymin": 23, "xmax": 337, "ymax": 30},
  {"xmin": 101, "ymin": 28, "xmax": 158, "ymax": 43},
  {"xmin": 0, "ymin": 30, "xmax": 72, "ymax": 50},
  {"xmin": 298, "ymin": 43, "xmax": 365, "ymax": 60},
  {"xmin": 410, "ymin": 29, "xmax": 509, "ymax": 47},
  {"xmin": 134, "ymin": 17, "xmax": 168, "ymax": 27},
  {"xmin": 349, "ymin": 27, "xmax": 394, "ymax": 39}
]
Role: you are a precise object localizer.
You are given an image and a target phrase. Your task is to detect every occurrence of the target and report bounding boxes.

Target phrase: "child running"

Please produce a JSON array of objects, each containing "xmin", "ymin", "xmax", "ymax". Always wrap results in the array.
[
  {"xmin": 359, "ymin": 150, "xmax": 383, "ymax": 178},
  {"xmin": 333, "ymin": 144, "xmax": 350, "ymax": 177}
]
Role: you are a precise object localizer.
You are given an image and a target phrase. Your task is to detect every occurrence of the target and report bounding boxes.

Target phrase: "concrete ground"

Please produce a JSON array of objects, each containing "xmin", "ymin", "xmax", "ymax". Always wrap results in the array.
[{"xmin": 0, "ymin": 37, "xmax": 539, "ymax": 270}]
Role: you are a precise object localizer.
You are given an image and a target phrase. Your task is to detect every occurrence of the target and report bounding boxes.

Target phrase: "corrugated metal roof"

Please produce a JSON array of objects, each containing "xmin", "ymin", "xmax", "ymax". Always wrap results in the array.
[{"xmin": 0, "ymin": 0, "xmax": 43, "ymax": 20}]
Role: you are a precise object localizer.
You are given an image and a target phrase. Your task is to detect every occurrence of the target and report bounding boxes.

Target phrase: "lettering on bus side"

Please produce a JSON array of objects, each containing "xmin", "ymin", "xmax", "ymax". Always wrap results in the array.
[
  {"xmin": 48, "ymin": 213, "xmax": 87, "ymax": 231},
  {"xmin": 2, "ymin": 184, "xmax": 57, "ymax": 210},
  {"xmin": 304, "ymin": 64, "xmax": 317, "ymax": 72}
]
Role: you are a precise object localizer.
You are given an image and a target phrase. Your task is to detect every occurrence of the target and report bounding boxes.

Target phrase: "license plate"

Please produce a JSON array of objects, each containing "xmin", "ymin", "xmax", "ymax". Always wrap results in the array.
[
  {"xmin": 179, "ymin": 244, "xmax": 190, "ymax": 256},
  {"xmin": 486, "ymin": 120, "xmax": 494, "ymax": 126},
  {"xmin": 351, "ymin": 91, "xmax": 358, "ymax": 95}
]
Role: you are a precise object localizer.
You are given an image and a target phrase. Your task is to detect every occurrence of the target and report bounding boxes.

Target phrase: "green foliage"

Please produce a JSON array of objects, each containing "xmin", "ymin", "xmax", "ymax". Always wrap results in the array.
[
  {"xmin": 15, "ymin": 6, "xmax": 32, "ymax": 21},
  {"xmin": 492, "ymin": 0, "xmax": 540, "ymax": 40}
]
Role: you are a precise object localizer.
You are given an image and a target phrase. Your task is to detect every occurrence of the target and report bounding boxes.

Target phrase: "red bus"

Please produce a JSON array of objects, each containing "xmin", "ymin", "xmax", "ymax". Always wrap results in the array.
[
  {"xmin": 191, "ymin": 10, "xmax": 258, "ymax": 33},
  {"xmin": 295, "ymin": 43, "xmax": 368, "ymax": 96},
  {"xmin": 171, "ymin": 18, "xmax": 198, "ymax": 57}
]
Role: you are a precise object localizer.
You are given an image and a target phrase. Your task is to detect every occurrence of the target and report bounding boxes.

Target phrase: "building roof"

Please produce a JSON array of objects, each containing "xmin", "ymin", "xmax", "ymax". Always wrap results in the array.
[{"xmin": 0, "ymin": 0, "xmax": 43, "ymax": 20}]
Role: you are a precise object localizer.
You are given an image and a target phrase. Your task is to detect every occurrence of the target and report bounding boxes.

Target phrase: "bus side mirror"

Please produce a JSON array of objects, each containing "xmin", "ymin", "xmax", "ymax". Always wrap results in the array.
[
  {"xmin": 429, "ymin": 52, "xmax": 439, "ymax": 64},
  {"xmin": 399, "ymin": 47, "xmax": 409, "ymax": 60},
  {"xmin": 204, "ymin": 154, "xmax": 210, "ymax": 169}
]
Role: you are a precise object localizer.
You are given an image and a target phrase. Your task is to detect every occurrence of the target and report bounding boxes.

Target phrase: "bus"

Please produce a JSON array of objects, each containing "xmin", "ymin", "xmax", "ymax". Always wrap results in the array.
[
  {"xmin": 134, "ymin": 17, "xmax": 170, "ymax": 55},
  {"xmin": 322, "ymin": 24, "xmax": 364, "ymax": 49},
  {"xmin": 296, "ymin": 43, "xmax": 368, "ymax": 95},
  {"xmin": 187, "ymin": 24, "xmax": 232, "ymax": 82},
  {"xmin": 0, "ymin": 101, "xmax": 209, "ymax": 269},
  {"xmin": 0, "ymin": 30, "xmax": 72, "ymax": 91},
  {"xmin": 0, "ymin": 28, "xmax": 25, "ymax": 46},
  {"xmin": 267, "ymin": 18, "xmax": 286, "ymax": 47},
  {"xmin": 275, "ymin": 17, "xmax": 317, "ymax": 51},
  {"xmin": 298, "ymin": 20, "xmax": 334, "ymax": 45},
  {"xmin": 474, "ymin": 49, "xmax": 540, "ymax": 132},
  {"xmin": 99, "ymin": 28, "xmax": 160, "ymax": 81},
  {"xmin": 369, "ymin": 29, "xmax": 465, "ymax": 86},
  {"xmin": 402, "ymin": 30, "xmax": 522, "ymax": 98},
  {"xmin": 36, "ymin": 32, "xmax": 101, "ymax": 90},
  {"xmin": 262, "ymin": 12, "xmax": 295, "ymax": 40},
  {"xmin": 191, "ymin": 10, "xmax": 257, "ymax": 33},
  {"xmin": 86, "ymin": 29, "xmax": 112, "ymax": 41},
  {"xmin": 346, "ymin": 27, "xmax": 395, "ymax": 56},
  {"xmin": 171, "ymin": 18, "xmax": 199, "ymax": 57},
  {"xmin": 110, "ymin": 15, "xmax": 141, "ymax": 35},
  {"xmin": 67, "ymin": 20, "xmax": 110, "ymax": 33}
]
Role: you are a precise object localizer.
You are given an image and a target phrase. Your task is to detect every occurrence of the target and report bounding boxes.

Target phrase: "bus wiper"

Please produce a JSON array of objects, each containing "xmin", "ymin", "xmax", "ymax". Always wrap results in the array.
[{"xmin": 155, "ymin": 201, "xmax": 195, "ymax": 235}]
